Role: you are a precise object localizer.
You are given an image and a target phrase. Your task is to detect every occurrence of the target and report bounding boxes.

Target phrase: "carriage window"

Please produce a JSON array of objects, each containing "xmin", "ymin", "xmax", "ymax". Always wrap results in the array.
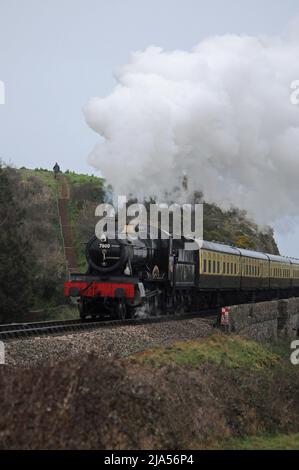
[
  {"xmin": 217, "ymin": 261, "xmax": 220, "ymax": 274},
  {"xmin": 208, "ymin": 260, "xmax": 211, "ymax": 273},
  {"xmin": 203, "ymin": 259, "xmax": 207, "ymax": 273},
  {"xmin": 223, "ymin": 262, "xmax": 226, "ymax": 274},
  {"xmin": 213, "ymin": 260, "xmax": 216, "ymax": 273}
]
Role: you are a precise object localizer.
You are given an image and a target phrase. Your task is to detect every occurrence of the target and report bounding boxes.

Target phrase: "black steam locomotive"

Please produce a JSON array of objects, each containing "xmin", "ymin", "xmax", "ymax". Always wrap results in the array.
[{"xmin": 64, "ymin": 225, "xmax": 299, "ymax": 320}]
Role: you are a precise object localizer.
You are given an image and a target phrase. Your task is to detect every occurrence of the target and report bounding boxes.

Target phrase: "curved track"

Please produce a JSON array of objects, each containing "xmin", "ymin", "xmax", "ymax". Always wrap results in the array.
[{"xmin": 0, "ymin": 310, "xmax": 219, "ymax": 341}]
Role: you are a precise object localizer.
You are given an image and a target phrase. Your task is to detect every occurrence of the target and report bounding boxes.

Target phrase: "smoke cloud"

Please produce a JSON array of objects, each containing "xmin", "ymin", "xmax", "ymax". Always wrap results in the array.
[{"xmin": 83, "ymin": 29, "xmax": 299, "ymax": 227}]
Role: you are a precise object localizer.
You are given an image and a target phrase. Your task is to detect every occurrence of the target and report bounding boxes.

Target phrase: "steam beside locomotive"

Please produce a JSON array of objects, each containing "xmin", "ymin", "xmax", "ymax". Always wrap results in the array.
[{"xmin": 64, "ymin": 225, "xmax": 299, "ymax": 320}]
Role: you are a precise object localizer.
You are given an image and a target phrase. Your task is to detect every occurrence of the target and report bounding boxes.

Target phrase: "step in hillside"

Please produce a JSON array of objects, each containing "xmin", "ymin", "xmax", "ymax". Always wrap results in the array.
[{"xmin": 56, "ymin": 174, "xmax": 78, "ymax": 274}]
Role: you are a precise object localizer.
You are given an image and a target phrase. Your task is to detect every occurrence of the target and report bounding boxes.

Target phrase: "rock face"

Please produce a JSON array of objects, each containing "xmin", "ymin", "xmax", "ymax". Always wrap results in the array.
[
  {"xmin": 203, "ymin": 202, "xmax": 279, "ymax": 254},
  {"xmin": 227, "ymin": 298, "xmax": 299, "ymax": 341}
]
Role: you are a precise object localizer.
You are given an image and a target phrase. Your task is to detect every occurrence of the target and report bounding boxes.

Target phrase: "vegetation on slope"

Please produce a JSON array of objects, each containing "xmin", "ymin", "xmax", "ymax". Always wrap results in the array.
[
  {"xmin": 203, "ymin": 203, "xmax": 279, "ymax": 253},
  {"xmin": 1, "ymin": 334, "xmax": 298, "ymax": 449},
  {"xmin": 219, "ymin": 432, "xmax": 299, "ymax": 450},
  {"xmin": 0, "ymin": 165, "xmax": 105, "ymax": 320},
  {"xmin": 0, "ymin": 165, "xmax": 35, "ymax": 321},
  {"xmin": 129, "ymin": 334, "xmax": 280, "ymax": 370}
]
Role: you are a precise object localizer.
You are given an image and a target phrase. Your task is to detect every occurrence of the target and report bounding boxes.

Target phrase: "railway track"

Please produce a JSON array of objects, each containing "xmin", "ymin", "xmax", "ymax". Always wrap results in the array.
[{"xmin": 0, "ymin": 310, "xmax": 219, "ymax": 341}]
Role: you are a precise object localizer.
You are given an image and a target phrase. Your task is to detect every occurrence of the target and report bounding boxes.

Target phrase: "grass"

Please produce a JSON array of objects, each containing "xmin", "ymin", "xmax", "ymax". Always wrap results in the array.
[
  {"xmin": 19, "ymin": 167, "xmax": 59, "ymax": 193},
  {"xmin": 129, "ymin": 334, "xmax": 281, "ymax": 370},
  {"xmin": 68, "ymin": 197, "xmax": 88, "ymax": 272},
  {"xmin": 43, "ymin": 304, "xmax": 78, "ymax": 321},
  {"xmin": 27, "ymin": 304, "xmax": 78, "ymax": 322},
  {"xmin": 65, "ymin": 170, "xmax": 105, "ymax": 187},
  {"xmin": 218, "ymin": 433, "xmax": 299, "ymax": 450}
]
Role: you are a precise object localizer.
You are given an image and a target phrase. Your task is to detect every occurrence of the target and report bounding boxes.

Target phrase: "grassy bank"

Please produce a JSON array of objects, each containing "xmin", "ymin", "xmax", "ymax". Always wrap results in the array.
[
  {"xmin": 218, "ymin": 432, "xmax": 299, "ymax": 450},
  {"xmin": 1, "ymin": 333, "xmax": 299, "ymax": 449},
  {"xmin": 128, "ymin": 333, "xmax": 299, "ymax": 450},
  {"xmin": 129, "ymin": 334, "xmax": 281, "ymax": 370}
]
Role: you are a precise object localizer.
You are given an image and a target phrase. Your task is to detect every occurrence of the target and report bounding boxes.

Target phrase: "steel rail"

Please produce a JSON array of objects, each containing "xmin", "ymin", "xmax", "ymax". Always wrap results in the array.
[{"xmin": 0, "ymin": 310, "xmax": 219, "ymax": 341}]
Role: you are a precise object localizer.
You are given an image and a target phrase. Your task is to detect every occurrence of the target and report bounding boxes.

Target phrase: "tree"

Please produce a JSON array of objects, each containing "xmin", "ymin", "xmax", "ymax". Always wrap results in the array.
[{"xmin": 0, "ymin": 164, "xmax": 35, "ymax": 322}]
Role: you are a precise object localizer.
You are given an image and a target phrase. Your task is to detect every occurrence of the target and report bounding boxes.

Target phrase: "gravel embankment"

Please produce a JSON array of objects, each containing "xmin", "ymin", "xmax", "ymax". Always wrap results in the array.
[{"xmin": 4, "ymin": 317, "xmax": 214, "ymax": 367}]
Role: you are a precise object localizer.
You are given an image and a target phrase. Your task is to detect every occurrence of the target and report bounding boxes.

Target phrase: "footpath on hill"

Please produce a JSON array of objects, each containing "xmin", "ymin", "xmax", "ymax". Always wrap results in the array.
[{"xmin": 57, "ymin": 174, "xmax": 78, "ymax": 273}]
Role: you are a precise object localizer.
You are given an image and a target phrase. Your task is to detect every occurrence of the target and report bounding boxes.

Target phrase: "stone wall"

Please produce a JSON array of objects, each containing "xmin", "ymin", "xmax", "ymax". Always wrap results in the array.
[{"xmin": 227, "ymin": 297, "xmax": 299, "ymax": 341}]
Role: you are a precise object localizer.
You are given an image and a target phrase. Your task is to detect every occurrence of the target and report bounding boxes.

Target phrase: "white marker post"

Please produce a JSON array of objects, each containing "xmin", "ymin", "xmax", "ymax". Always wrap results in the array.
[{"xmin": 0, "ymin": 341, "xmax": 5, "ymax": 364}]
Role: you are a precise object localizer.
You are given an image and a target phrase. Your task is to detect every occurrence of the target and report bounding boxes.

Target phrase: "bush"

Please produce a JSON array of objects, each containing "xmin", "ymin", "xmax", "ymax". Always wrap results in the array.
[{"xmin": 0, "ymin": 165, "xmax": 35, "ymax": 321}]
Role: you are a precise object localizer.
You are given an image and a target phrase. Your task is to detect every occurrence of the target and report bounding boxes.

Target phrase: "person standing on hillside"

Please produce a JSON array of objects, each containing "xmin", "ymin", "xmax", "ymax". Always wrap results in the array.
[{"xmin": 53, "ymin": 162, "xmax": 60, "ymax": 179}]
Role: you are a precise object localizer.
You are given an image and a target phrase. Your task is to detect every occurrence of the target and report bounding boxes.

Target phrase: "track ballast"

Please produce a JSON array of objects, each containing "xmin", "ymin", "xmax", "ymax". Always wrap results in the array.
[{"xmin": 0, "ymin": 310, "xmax": 219, "ymax": 341}]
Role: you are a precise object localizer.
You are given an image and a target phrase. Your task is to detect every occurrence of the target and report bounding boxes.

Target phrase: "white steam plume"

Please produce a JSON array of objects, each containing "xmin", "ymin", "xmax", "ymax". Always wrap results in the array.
[{"xmin": 83, "ymin": 29, "xmax": 299, "ymax": 226}]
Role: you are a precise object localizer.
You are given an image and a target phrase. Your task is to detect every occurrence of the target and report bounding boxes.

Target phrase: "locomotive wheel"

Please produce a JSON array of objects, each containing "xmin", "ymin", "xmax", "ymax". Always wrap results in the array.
[
  {"xmin": 117, "ymin": 301, "xmax": 126, "ymax": 320},
  {"xmin": 78, "ymin": 299, "xmax": 87, "ymax": 321}
]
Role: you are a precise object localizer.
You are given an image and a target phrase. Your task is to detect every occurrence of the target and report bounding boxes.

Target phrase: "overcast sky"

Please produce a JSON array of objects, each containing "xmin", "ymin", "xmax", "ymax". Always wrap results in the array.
[{"xmin": 1, "ymin": 0, "xmax": 299, "ymax": 255}]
